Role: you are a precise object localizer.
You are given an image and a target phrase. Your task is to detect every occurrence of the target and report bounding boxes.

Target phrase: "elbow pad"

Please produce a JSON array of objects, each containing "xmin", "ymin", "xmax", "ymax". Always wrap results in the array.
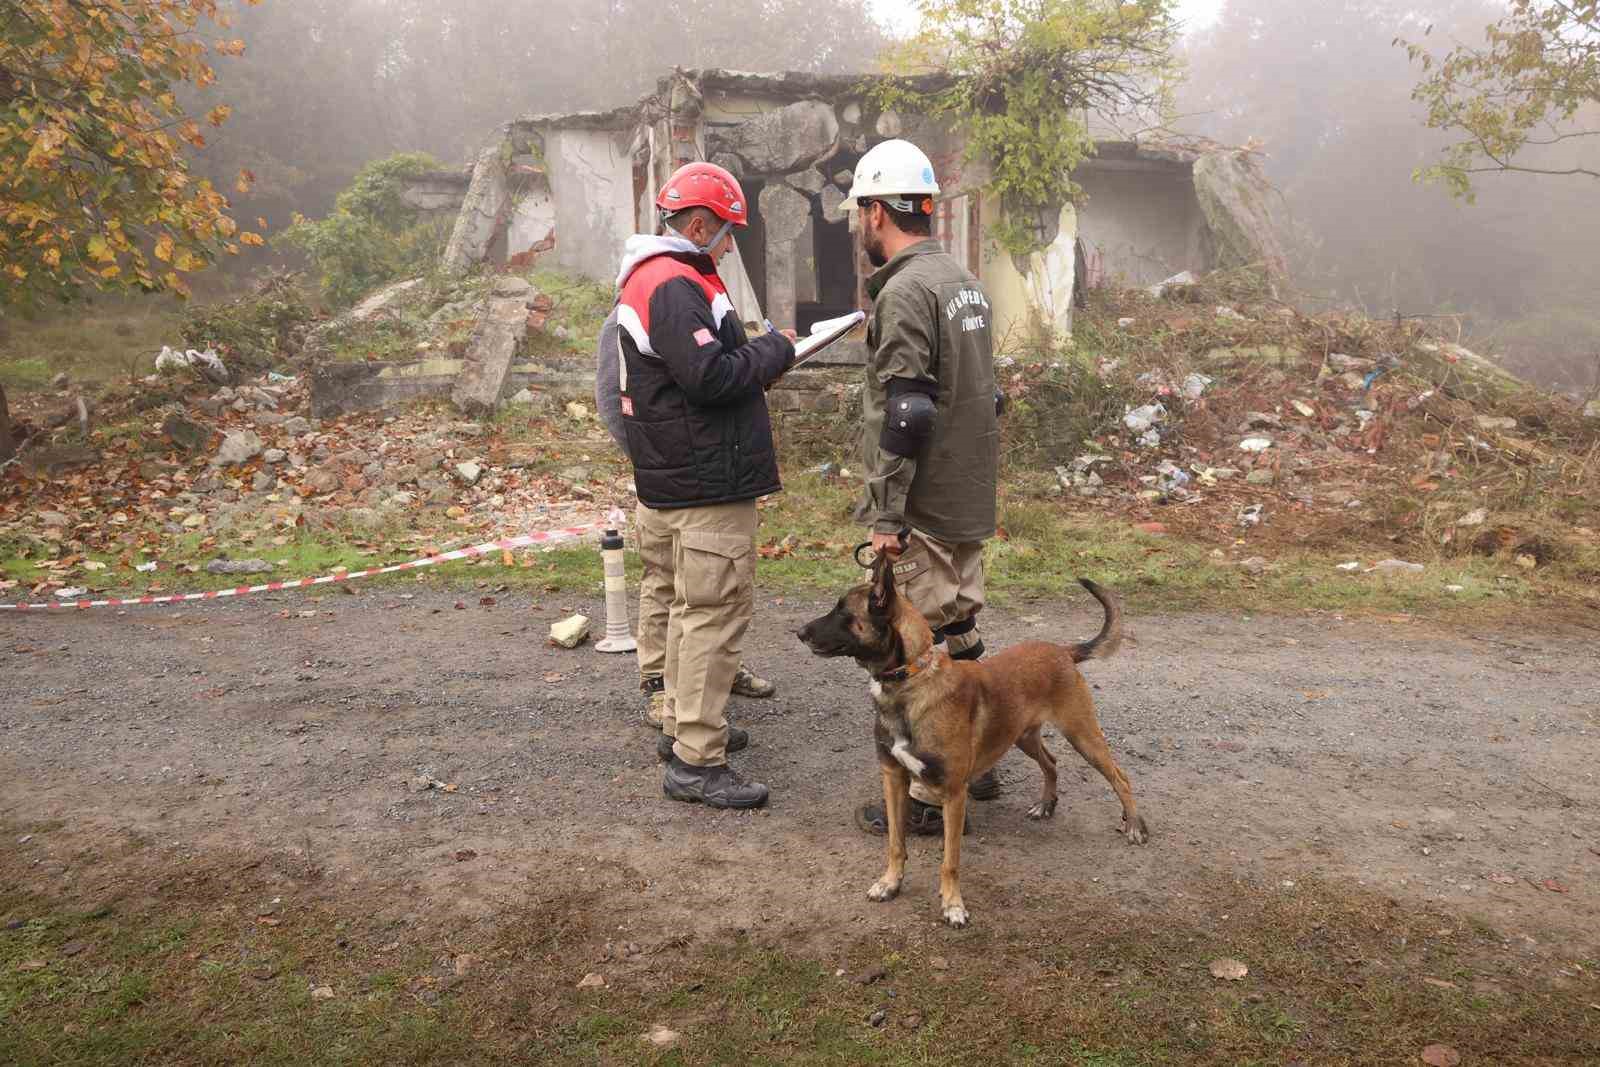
[{"xmin": 880, "ymin": 377, "xmax": 938, "ymax": 457}]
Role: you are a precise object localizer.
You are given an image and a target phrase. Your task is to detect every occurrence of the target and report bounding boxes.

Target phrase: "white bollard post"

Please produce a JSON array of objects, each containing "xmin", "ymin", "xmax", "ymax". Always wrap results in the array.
[{"xmin": 594, "ymin": 526, "xmax": 637, "ymax": 653}]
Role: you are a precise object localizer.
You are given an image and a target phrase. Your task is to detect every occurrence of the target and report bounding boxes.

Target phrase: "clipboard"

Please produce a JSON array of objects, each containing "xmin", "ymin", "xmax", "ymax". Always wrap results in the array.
[{"xmin": 790, "ymin": 310, "xmax": 866, "ymax": 369}]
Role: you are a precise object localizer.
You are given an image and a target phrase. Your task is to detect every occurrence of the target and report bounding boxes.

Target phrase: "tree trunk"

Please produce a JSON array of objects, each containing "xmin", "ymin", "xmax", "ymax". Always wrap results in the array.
[{"xmin": 0, "ymin": 382, "xmax": 14, "ymax": 464}]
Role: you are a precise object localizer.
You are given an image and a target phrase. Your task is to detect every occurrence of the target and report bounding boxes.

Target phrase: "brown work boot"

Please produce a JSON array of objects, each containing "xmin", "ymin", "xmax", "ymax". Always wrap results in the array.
[
  {"xmin": 641, "ymin": 675, "xmax": 668, "ymax": 729},
  {"xmin": 730, "ymin": 663, "xmax": 776, "ymax": 699}
]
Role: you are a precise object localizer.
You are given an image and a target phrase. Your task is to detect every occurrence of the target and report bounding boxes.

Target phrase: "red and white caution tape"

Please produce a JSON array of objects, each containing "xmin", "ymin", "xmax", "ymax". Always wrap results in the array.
[{"xmin": 0, "ymin": 519, "xmax": 613, "ymax": 612}]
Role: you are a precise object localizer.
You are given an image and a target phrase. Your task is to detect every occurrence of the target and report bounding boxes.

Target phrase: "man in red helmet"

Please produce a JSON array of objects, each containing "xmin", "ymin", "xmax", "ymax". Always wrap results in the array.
[{"xmin": 613, "ymin": 161, "xmax": 795, "ymax": 810}]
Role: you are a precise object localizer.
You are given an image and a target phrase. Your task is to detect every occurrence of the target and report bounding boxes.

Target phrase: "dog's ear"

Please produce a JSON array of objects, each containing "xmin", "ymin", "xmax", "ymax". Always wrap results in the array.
[{"xmin": 869, "ymin": 554, "xmax": 896, "ymax": 617}]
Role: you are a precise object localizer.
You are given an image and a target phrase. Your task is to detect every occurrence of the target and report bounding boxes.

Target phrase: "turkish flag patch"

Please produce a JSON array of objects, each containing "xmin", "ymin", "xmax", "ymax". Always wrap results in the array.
[
  {"xmin": 693, "ymin": 327, "xmax": 715, "ymax": 347},
  {"xmin": 621, "ymin": 396, "xmax": 634, "ymax": 416}
]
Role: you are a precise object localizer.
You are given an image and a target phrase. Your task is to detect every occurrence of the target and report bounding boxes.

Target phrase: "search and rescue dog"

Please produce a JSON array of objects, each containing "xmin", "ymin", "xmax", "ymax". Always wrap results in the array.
[{"xmin": 796, "ymin": 561, "xmax": 1147, "ymax": 927}]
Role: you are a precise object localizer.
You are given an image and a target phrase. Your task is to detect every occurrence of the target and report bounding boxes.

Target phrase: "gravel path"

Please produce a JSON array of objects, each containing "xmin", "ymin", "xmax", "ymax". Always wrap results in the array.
[{"xmin": 3, "ymin": 586, "xmax": 1596, "ymax": 951}]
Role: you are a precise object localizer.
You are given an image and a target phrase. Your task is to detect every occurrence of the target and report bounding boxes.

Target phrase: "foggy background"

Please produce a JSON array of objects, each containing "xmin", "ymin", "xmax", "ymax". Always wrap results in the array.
[{"xmin": 196, "ymin": 0, "xmax": 1599, "ymax": 391}]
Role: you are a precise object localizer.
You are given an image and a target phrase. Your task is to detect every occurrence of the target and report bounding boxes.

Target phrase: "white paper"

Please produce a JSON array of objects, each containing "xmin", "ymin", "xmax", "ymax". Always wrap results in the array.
[{"xmin": 792, "ymin": 310, "xmax": 866, "ymax": 366}]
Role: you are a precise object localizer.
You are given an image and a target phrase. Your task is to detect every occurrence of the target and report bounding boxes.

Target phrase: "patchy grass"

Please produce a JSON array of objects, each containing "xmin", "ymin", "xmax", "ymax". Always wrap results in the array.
[
  {"xmin": 2, "ymin": 827, "xmax": 1596, "ymax": 1066},
  {"xmin": 0, "ymin": 469, "xmax": 1570, "ymax": 621},
  {"xmin": 0, "ymin": 298, "xmax": 183, "ymax": 390}
]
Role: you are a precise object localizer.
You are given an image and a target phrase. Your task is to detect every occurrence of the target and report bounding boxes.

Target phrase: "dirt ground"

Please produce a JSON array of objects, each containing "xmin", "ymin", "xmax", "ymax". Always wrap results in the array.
[{"xmin": 2, "ymin": 584, "xmax": 1597, "ymax": 963}]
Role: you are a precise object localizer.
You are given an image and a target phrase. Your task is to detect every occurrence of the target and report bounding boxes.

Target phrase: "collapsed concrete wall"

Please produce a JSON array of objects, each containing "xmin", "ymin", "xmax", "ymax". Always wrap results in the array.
[
  {"xmin": 1074, "ymin": 145, "xmax": 1209, "ymax": 289},
  {"xmin": 416, "ymin": 69, "xmax": 1288, "ymax": 346}
]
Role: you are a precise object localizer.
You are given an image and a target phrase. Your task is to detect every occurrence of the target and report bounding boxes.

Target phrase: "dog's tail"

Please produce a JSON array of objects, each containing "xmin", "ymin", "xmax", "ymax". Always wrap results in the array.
[{"xmin": 1069, "ymin": 578, "xmax": 1122, "ymax": 663}]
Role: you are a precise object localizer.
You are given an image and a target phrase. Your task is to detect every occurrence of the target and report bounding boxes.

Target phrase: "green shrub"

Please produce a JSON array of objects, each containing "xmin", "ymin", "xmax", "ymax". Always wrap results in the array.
[
  {"xmin": 280, "ymin": 153, "xmax": 450, "ymax": 307},
  {"xmin": 178, "ymin": 272, "xmax": 315, "ymax": 371}
]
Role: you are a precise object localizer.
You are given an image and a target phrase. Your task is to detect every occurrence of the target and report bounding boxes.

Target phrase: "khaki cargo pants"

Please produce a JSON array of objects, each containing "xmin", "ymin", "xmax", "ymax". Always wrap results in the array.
[
  {"xmin": 894, "ymin": 527, "xmax": 986, "ymax": 804},
  {"xmin": 635, "ymin": 500, "xmax": 757, "ymax": 767}
]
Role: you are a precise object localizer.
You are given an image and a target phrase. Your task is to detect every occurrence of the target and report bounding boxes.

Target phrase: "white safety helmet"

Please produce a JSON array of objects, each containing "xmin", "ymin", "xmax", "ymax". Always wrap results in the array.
[{"xmin": 842, "ymin": 138, "xmax": 940, "ymax": 214}]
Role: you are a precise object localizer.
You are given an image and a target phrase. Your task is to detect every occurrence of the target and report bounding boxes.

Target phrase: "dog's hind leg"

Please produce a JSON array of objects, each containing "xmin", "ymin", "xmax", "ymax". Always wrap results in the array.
[
  {"xmin": 1015, "ymin": 725, "xmax": 1058, "ymax": 820},
  {"xmin": 938, "ymin": 790, "xmax": 969, "ymax": 926},
  {"xmin": 1058, "ymin": 721, "xmax": 1149, "ymax": 845},
  {"xmin": 869, "ymin": 763, "xmax": 911, "ymax": 902}
]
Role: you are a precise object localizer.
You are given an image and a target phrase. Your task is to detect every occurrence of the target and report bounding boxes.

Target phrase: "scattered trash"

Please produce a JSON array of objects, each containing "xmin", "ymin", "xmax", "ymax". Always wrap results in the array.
[
  {"xmin": 154, "ymin": 345, "xmax": 229, "ymax": 385},
  {"xmin": 1336, "ymin": 561, "xmax": 1362, "ymax": 573},
  {"xmin": 266, "ymin": 371, "xmax": 297, "ymax": 384},
  {"xmin": 1146, "ymin": 270, "xmax": 1197, "ymax": 298},
  {"xmin": 577, "ymin": 972, "xmax": 606, "ymax": 990},
  {"xmin": 1123, "ymin": 403, "xmax": 1167, "ymax": 434},
  {"xmin": 1238, "ymin": 504, "xmax": 1264, "ymax": 527},
  {"xmin": 1215, "ymin": 305, "xmax": 1246, "ymax": 321},
  {"xmin": 1208, "ymin": 958, "xmax": 1249, "ymax": 981},
  {"xmin": 54, "ymin": 587, "xmax": 88, "ymax": 599},
  {"xmin": 1116, "ymin": 317, "xmax": 1136, "ymax": 328},
  {"xmin": 1370, "ymin": 559, "xmax": 1425, "ymax": 575},
  {"xmin": 1238, "ymin": 436, "xmax": 1273, "ymax": 452},
  {"xmin": 1155, "ymin": 460, "xmax": 1191, "ymax": 495},
  {"xmin": 1456, "ymin": 508, "xmax": 1487, "ymax": 527},
  {"xmin": 1474, "ymin": 415, "xmax": 1517, "ymax": 431},
  {"xmin": 549, "ymin": 614, "xmax": 592, "ymax": 649},
  {"xmin": 1137, "ymin": 428, "xmax": 1161, "ymax": 449},
  {"xmin": 1181, "ymin": 373, "xmax": 1213, "ymax": 400},
  {"xmin": 1444, "ymin": 584, "xmax": 1465, "ymax": 594},
  {"xmin": 1291, "ymin": 399, "xmax": 1315, "ymax": 417}
]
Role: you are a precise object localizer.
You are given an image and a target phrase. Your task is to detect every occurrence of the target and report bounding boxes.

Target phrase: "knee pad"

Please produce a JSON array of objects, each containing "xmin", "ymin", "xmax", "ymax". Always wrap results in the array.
[{"xmin": 880, "ymin": 378, "xmax": 938, "ymax": 457}]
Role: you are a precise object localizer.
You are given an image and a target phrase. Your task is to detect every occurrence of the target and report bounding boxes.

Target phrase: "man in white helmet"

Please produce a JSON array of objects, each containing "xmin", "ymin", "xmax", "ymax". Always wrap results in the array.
[{"xmin": 844, "ymin": 139, "xmax": 1004, "ymax": 837}]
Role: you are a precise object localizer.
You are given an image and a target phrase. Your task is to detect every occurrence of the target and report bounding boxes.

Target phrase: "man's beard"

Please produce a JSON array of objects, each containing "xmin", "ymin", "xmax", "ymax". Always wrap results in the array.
[{"xmin": 864, "ymin": 231, "xmax": 887, "ymax": 268}]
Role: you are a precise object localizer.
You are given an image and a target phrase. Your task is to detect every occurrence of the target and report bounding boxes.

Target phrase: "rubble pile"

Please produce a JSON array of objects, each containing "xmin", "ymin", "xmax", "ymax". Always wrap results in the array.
[
  {"xmin": 1020, "ymin": 285, "xmax": 1600, "ymax": 566},
  {"xmin": 0, "ymin": 364, "xmax": 628, "ymax": 599}
]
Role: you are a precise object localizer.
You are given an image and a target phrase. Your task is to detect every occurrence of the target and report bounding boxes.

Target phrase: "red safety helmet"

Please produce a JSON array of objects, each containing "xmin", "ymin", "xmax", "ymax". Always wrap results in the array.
[{"xmin": 656, "ymin": 162, "xmax": 748, "ymax": 227}]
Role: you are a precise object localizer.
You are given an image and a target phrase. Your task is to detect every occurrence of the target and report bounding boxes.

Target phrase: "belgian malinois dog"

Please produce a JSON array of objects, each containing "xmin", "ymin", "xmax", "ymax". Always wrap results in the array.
[{"xmin": 796, "ymin": 559, "xmax": 1147, "ymax": 927}]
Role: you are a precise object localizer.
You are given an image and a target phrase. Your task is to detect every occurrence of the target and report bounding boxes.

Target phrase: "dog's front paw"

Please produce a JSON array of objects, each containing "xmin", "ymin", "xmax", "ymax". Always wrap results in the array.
[
  {"xmin": 1026, "ymin": 797, "xmax": 1058, "ymax": 820},
  {"xmin": 941, "ymin": 901, "xmax": 969, "ymax": 928},
  {"xmin": 867, "ymin": 878, "xmax": 902, "ymax": 902},
  {"xmin": 1121, "ymin": 814, "xmax": 1150, "ymax": 845}
]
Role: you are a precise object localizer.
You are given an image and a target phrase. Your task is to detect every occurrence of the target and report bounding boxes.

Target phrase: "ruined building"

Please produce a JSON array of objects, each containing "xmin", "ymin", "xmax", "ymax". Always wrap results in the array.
[{"xmin": 409, "ymin": 69, "xmax": 1285, "ymax": 359}]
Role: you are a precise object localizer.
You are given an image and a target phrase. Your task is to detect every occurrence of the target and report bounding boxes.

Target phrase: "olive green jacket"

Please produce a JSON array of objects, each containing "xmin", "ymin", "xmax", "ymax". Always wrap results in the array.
[{"xmin": 858, "ymin": 239, "xmax": 998, "ymax": 544}]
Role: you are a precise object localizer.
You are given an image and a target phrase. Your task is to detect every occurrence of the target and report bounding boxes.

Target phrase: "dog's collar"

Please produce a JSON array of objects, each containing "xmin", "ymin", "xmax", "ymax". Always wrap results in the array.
[{"xmin": 874, "ymin": 647, "xmax": 938, "ymax": 684}]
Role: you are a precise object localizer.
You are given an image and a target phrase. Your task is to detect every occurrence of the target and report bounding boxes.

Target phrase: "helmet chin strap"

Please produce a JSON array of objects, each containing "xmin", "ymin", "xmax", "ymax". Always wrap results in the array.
[
  {"xmin": 661, "ymin": 211, "xmax": 736, "ymax": 256},
  {"xmin": 698, "ymin": 219, "xmax": 735, "ymax": 256}
]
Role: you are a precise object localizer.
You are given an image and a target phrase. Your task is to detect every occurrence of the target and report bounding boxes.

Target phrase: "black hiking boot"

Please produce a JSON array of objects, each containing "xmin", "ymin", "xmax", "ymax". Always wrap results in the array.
[
  {"xmin": 856, "ymin": 798, "xmax": 970, "ymax": 836},
  {"xmin": 657, "ymin": 726, "xmax": 748, "ymax": 762},
  {"xmin": 663, "ymin": 756, "xmax": 769, "ymax": 809}
]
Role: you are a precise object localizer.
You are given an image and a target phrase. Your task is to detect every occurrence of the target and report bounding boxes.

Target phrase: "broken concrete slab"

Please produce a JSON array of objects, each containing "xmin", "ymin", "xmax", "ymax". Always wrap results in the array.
[
  {"xmin": 452, "ymin": 295, "xmax": 534, "ymax": 414},
  {"xmin": 713, "ymin": 100, "xmax": 839, "ymax": 173},
  {"xmin": 442, "ymin": 141, "xmax": 513, "ymax": 272},
  {"xmin": 213, "ymin": 430, "xmax": 264, "ymax": 467},
  {"xmin": 310, "ymin": 358, "xmax": 592, "ymax": 419},
  {"xmin": 786, "ymin": 170, "xmax": 826, "ymax": 195},
  {"xmin": 162, "ymin": 413, "xmax": 211, "ymax": 454},
  {"xmin": 1192, "ymin": 152, "xmax": 1290, "ymax": 291}
]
